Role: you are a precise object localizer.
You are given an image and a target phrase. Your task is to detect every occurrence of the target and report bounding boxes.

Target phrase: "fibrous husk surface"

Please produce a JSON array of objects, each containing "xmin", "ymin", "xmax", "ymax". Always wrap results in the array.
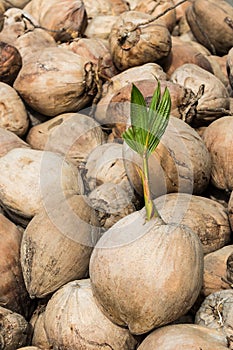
[
  {"xmin": 109, "ymin": 11, "xmax": 171, "ymax": 71},
  {"xmin": 0, "ymin": 148, "xmax": 82, "ymax": 222},
  {"xmin": 20, "ymin": 194, "xmax": 100, "ymax": 298},
  {"xmin": 137, "ymin": 323, "xmax": 228, "ymax": 349},
  {"xmin": 90, "ymin": 208, "xmax": 203, "ymax": 334},
  {"xmin": 0, "ymin": 306, "xmax": 32, "ymax": 350},
  {"xmin": 0, "ymin": 214, "xmax": 32, "ymax": 318},
  {"xmin": 13, "ymin": 47, "xmax": 97, "ymax": 117},
  {"xmin": 0, "ymin": 82, "xmax": 29, "ymax": 136},
  {"xmin": 26, "ymin": 113, "xmax": 106, "ymax": 166},
  {"xmin": 185, "ymin": 0, "xmax": 233, "ymax": 56},
  {"xmin": 155, "ymin": 193, "xmax": 231, "ymax": 254},
  {"xmin": 202, "ymin": 116, "xmax": 233, "ymax": 191},
  {"xmin": 170, "ymin": 63, "xmax": 230, "ymax": 127},
  {"xmin": 0, "ymin": 127, "xmax": 30, "ymax": 157},
  {"xmin": 24, "ymin": 0, "xmax": 88, "ymax": 42},
  {"xmin": 44, "ymin": 279, "xmax": 138, "ymax": 349},
  {"xmin": 0, "ymin": 41, "xmax": 22, "ymax": 84}
]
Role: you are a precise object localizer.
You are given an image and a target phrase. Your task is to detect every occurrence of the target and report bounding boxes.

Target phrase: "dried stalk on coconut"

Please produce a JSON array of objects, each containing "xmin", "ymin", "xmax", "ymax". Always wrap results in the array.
[
  {"xmin": 85, "ymin": 142, "xmax": 134, "ymax": 198},
  {"xmin": 0, "ymin": 127, "xmax": 30, "ymax": 157},
  {"xmin": 83, "ymin": 0, "xmax": 129, "ymax": 18},
  {"xmin": 14, "ymin": 47, "xmax": 98, "ymax": 117},
  {"xmin": 170, "ymin": 63, "xmax": 230, "ymax": 127},
  {"xmin": 44, "ymin": 279, "xmax": 138, "ymax": 349},
  {"xmin": 95, "ymin": 62, "xmax": 167, "ymax": 126},
  {"xmin": 20, "ymin": 195, "xmax": 100, "ymax": 298},
  {"xmin": 186, "ymin": 0, "xmax": 233, "ymax": 56},
  {"xmin": 24, "ymin": 0, "xmax": 87, "ymax": 42},
  {"xmin": 202, "ymin": 117, "xmax": 233, "ymax": 191},
  {"xmin": 195, "ymin": 289, "xmax": 233, "ymax": 342},
  {"xmin": 0, "ymin": 148, "xmax": 82, "ymax": 225},
  {"xmin": 137, "ymin": 324, "xmax": 228, "ymax": 349},
  {"xmin": 100, "ymin": 79, "xmax": 203, "ymax": 139},
  {"xmin": 154, "ymin": 193, "xmax": 231, "ymax": 255},
  {"xmin": 60, "ymin": 37, "xmax": 118, "ymax": 79},
  {"xmin": 109, "ymin": 11, "xmax": 171, "ymax": 71},
  {"xmin": 0, "ymin": 82, "xmax": 29, "ymax": 136},
  {"xmin": 26, "ymin": 113, "xmax": 106, "ymax": 166},
  {"xmin": 202, "ymin": 245, "xmax": 233, "ymax": 297},
  {"xmin": 0, "ymin": 306, "xmax": 32, "ymax": 350},
  {"xmin": 0, "ymin": 214, "xmax": 32, "ymax": 318},
  {"xmin": 135, "ymin": 0, "xmax": 177, "ymax": 32},
  {"xmin": 89, "ymin": 183, "xmax": 136, "ymax": 230},
  {"xmin": 84, "ymin": 15, "xmax": 118, "ymax": 40},
  {"xmin": 124, "ymin": 116, "xmax": 211, "ymax": 199},
  {"xmin": 0, "ymin": 41, "xmax": 22, "ymax": 84}
]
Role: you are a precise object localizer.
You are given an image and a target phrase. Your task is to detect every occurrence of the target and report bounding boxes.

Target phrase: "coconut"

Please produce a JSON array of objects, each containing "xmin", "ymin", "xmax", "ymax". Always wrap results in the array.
[
  {"xmin": 0, "ymin": 306, "xmax": 32, "ymax": 350},
  {"xmin": 24, "ymin": 0, "xmax": 87, "ymax": 42},
  {"xmin": 90, "ymin": 207, "xmax": 203, "ymax": 334},
  {"xmin": 0, "ymin": 82, "xmax": 29, "ymax": 136},
  {"xmin": 0, "ymin": 41, "xmax": 22, "ymax": 84},
  {"xmin": 170, "ymin": 63, "xmax": 230, "ymax": 127},
  {"xmin": 2, "ymin": 0, "xmax": 30, "ymax": 8},
  {"xmin": 124, "ymin": 117, "xmax": 211, "ymax": 199},
  {"xmin": 202, "ymin": 245, "xmax": 233, "ymax": 297},
  {"xmin": 60, "ymin": 37, "xmax": 118, "ymax": 79},
  {"xmin": 154, "ymin": 193, "xmax": 231, "ymax": 254},
  {"xmin": 162, "ymin": 36, "xmax": 213, "ymax": 78},
  {"xmin": 0, "ymin": 127, "xmax": 30, "ymax": 157},
  {"xmin": 137, "ymin": 324, "xmax": 228, "ymax": 349},
  {"xmin": 0, "ymin": 8, "xmax": 57, "ymax": 63},
  {"xmin": 0, "ymin": 148, "xmax": 82, "ymax": 224},
  {"xmin": 195, "ymin": 289, "xmax": 233, "ymax": 341},
  {"xmin": 44, "ymin": 279, "xmax": 138, "ymax": 349},
  {"xmin": 85, "ymin": 142, "xmax": 134, "ymax": 198},
  {"xmin": 89, "ymin": 183, "xmax": 136, "ymax": 229},
  {"xmin": 20, "ymin": 194, "xmax": 100, "ymax": 298},
  {"xmin": 26, "ymin": 113, "xmax": 106, "ymax": 166},
  {"xmin": 202, "ymin": 116, "xmax": 233, "ymax": 191},
  {"xmin": 0, "ymin": 214, "xmax": 32, "ymax": 318},
  {"xmin": 185, "ymin": 0, "xmax": 233, "ymax": 55},
  {"xmin": 109, "ymin": 11, "xmax": 171, "ymax": 71},
  {"xmin": 13, "ymin": 47, "xmax": 97, "ymax": 117},
  {"xmin": 30, "ymin": 305, "xmax": 50, "ymax": 349}
]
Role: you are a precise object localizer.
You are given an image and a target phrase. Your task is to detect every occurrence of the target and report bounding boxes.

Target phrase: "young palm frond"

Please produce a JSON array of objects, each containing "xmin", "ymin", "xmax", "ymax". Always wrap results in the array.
[{"xmin": 122, "ymin": 81, "xmax": 171, "ymax": 221}]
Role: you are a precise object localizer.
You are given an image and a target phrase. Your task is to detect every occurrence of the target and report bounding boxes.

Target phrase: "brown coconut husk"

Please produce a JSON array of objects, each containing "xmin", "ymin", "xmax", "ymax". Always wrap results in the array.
[
  {"xmin": 0, "ymin": 306, "xmax": 32, "ymax": 349},
  {"xmin": 43, "ymin": 279, "xmax": 138, "ymax": 349},
  {"xmin": 170, "ymin": 63, "xmax": 230, "ymax": 127},
  {"xmin": 185, "ymin": 0, "xmax": 233, "ymax": 56},
  {"xmin": 0, "ymin": 41, "xmax": 22, "ymax": 84},
  {"xmin": 13, "ymin": 47, "xmax": 97, "ymax": 117},
  {"xmin": 0, "ymin": 214, "xmax": 32, "ymax": 318},
  {"xmin": 20, "ymin": 195, "xmax": 100, "ymax": 298},
  {"xmin": 24, "ymin": 0, "xmax": 87, "ymax": 42},
  {"xmin": 109, "ymin": 11, "xmax": 171, "ymax": 71},
  {"xmin": 0, "ymin": 82, "xmax": 29, "ymax": 136},
  {"xmin": 202, "ymin": 245, "xmax": 233, "ymax": 297},
  {"xmin": 202, "ymin": 117, "xmax": 233, "ymax": 191}
]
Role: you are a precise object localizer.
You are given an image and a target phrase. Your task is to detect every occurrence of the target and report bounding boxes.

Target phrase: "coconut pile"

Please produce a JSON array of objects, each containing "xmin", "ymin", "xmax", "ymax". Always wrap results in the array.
[{"xmin": 1, "ymin": 0, "xmax": 233, "ymax": 349}]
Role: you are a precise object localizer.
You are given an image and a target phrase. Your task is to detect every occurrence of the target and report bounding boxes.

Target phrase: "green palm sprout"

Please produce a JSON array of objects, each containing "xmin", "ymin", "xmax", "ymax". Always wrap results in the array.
[{"xmin": 122, "ymin": 81, "xmax": 171, "ymax": 221}]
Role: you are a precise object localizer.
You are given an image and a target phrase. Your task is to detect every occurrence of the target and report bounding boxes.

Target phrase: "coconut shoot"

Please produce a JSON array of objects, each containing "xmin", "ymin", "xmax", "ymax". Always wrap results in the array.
[{"xmin": 122, "ymin": 81, "xmax": 171, "ymax": 221}]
